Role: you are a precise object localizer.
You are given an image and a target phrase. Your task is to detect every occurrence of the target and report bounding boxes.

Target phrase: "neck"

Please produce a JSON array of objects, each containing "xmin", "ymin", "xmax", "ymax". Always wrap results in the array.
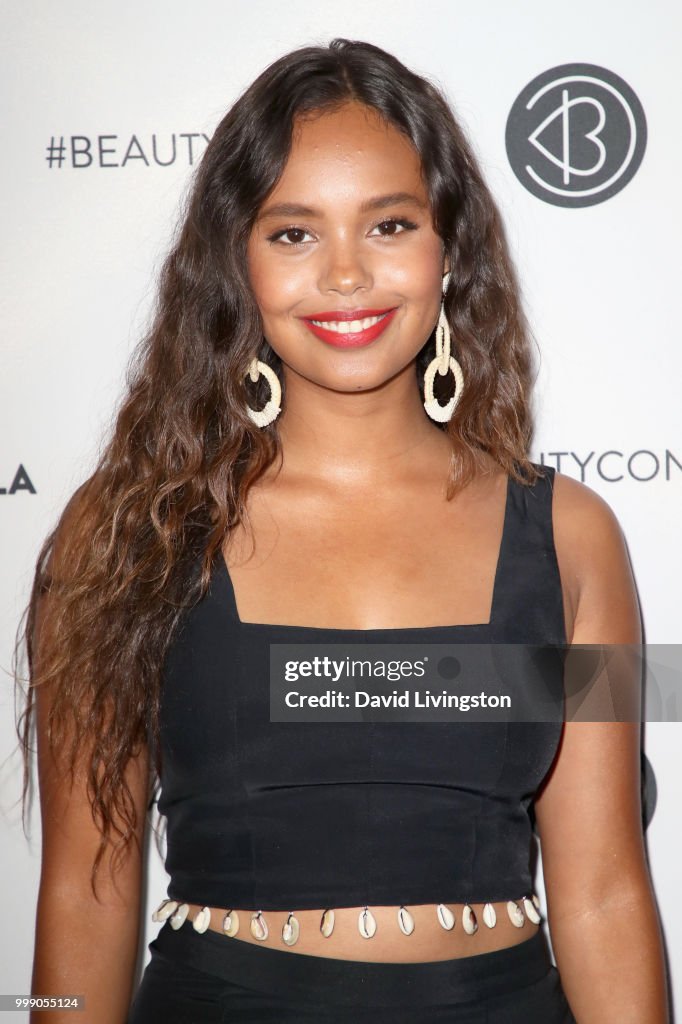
[{"xmin": 271, "ymin": 362, "xmax": 452, "ymax": 489}]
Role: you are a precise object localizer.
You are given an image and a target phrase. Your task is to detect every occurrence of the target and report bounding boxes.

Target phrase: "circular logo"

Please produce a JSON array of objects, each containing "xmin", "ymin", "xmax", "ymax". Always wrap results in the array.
[
  {"xmin": 506, "ymin": 63, "xmax": 647, "ymax": 207},
  {"xmin": 436, "ymin": 655, "xmax": 462, "ymax": 681}
]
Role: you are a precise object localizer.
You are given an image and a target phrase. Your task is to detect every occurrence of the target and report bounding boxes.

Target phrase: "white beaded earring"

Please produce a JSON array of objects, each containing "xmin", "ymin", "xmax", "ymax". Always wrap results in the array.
[
  {"xmin": 423, "ymin": 272, "xmax": 464, "ymax": 423},
  {"xmin": 245, "ymin": 355, "xmax": 282, "ymax": 428}
]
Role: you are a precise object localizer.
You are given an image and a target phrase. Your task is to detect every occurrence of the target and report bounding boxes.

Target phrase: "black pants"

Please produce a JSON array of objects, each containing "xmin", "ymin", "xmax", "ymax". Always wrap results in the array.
[{"xmin": 128, "ymin": 922, "xmax": 576, "ymax": 1023}]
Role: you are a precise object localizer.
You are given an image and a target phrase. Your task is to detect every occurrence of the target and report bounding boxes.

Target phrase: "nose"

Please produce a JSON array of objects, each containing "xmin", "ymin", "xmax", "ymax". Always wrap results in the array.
[{"xmin": 318, "ymin": 236, "xmax": 373, "ymax": 296}]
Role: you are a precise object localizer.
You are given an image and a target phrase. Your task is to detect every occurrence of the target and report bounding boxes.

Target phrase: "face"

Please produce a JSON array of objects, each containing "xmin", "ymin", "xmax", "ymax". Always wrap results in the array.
[{"xmin": 246, "ymin": 101, "xmax": 449, "ymax": 394}]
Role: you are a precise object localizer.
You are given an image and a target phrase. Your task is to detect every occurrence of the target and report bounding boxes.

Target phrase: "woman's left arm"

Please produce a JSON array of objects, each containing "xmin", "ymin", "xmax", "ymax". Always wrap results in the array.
[{"xmin": 533, "ymin": 473, "xmax": 669, "ymax": 1024}]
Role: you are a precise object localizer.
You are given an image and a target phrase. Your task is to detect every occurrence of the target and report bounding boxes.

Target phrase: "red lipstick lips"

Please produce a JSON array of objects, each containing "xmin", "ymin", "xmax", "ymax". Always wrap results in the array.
[{"xmin": 300, "ymin": 307, "xmax": 398, "ymax": 348}]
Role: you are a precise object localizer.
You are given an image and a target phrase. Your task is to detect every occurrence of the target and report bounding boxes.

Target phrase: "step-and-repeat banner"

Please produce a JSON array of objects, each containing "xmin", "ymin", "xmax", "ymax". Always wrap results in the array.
[{"xmin": 2, "ymin": 2, "xmax": 680, "ymax": 1020}]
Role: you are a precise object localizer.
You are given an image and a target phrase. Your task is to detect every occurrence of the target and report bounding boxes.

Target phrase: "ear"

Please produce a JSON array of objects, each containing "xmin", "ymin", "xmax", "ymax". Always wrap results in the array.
[{"xmin": 443, "ymin": 253, "xmax": 451, "ymax": 276}]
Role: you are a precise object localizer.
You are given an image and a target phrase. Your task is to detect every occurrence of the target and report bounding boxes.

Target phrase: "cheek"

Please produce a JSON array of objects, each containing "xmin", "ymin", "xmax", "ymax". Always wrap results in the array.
[
  {"xmin": 393, "ymin": 274, "xmax": 443, "ymax": 333},
  {"xmin": 247, "ymin": 249, "xmax": 311, "ymax": 317},
  {"xmin": 391, "ymin": 235, "xmax": 444, "ymax": 300}
]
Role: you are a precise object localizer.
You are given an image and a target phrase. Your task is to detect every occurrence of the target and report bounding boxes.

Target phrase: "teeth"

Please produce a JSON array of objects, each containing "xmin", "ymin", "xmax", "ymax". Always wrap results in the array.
[{"xmin": 310, "ymin": 313, "xmax": 387, "ymax": 332}]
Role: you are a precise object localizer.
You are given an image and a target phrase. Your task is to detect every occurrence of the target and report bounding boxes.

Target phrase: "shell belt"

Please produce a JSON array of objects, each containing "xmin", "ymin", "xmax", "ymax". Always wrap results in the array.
[{"xmin": 152, "ymin": 894, "xmax": 542, "ymax": 946}]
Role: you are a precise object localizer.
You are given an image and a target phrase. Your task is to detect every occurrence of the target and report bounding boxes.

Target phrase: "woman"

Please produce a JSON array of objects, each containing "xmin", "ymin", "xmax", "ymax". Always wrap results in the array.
[{"xmin": 18, "ymin": 38, "xmax": 668, "ymax": 1024}]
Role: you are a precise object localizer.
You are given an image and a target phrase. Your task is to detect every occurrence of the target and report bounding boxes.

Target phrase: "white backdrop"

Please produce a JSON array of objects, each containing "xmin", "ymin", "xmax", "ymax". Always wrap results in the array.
[{"xmin": 2, "ymin": 2, "xmax": 680, "ymax": 1020}]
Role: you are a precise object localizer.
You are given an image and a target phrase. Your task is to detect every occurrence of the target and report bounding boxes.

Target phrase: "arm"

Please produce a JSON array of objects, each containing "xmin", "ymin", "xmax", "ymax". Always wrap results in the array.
[
  {"xmin": 533, "ymin": 473, "xmax": 669, "ymax": 1024},
  {"xmin": 30, "ymin": 495, "xmax": 151, "ymax": 1024}
]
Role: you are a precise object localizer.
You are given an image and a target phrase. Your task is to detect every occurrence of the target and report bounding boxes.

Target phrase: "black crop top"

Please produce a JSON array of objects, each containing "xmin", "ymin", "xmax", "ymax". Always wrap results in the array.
[{"xmin": 157, "ymin": 463, "xmax": 567, "ymax": 911}]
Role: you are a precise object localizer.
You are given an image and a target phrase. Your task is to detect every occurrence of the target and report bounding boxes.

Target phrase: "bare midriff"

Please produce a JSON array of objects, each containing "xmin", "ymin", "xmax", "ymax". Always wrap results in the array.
[{"xmin": 174, "ymin": 902, "xmax": 539, "ymax": 962}]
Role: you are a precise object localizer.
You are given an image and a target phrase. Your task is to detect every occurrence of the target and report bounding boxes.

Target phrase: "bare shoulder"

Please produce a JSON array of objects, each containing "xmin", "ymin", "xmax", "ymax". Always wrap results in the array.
[
  {"xmin": 551, "ymin": 469, "xmax": 626, "ymax": 579},
  {"xmin": 549, "ymin": 469, "xmax": 641, "ymax": 644}
]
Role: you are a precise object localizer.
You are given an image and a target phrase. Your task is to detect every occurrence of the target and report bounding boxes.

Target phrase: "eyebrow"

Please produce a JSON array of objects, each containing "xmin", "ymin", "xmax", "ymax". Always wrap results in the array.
[{"xmin": 257, "ymin": 191, "xmax": 427, "ymax": 220}]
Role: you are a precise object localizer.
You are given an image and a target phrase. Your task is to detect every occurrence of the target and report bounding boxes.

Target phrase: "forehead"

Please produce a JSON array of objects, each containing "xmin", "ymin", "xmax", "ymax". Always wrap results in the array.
[{"xmin": 270, "ymin": 102, "xmax": 427, "ymax": 203}]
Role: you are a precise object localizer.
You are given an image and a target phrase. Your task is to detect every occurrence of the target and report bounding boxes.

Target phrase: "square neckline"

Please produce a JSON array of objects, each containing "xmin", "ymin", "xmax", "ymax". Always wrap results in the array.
[{"xmin": 215, "ymin": 472, "xmax": 513, "ymax": 635}]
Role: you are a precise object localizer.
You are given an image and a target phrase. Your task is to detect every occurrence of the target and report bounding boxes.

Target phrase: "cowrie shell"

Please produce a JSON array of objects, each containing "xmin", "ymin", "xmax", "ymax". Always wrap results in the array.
[
  {"xmin": 358, "ymin": 907, "xmax": 377, "ymax": 938},
  {"xmin": 169, "ymin": 903, "xmax": 189, "ymax": 930},
  {"xmin": 532, "ymin": 893, "xmax": 541, "ymax": 910},
  {"xmin": 192, "ymin": 906, "xmax": 211, "ymax": 933},
  {"xmin": 222, "ymin": 910, "xmax": 240, "ymax": 936},
  {"xmin": 156, "ymin": 900, "xmax": 178, "ymax": 922},
  {"xmin": 320, "ymin": 909, "xmax": 335, "ymax": 937},
  {"xmin": 151, "ymin": 898, "xmax": 172, "ymax": 922},
  {"xmin": 397, "ymin": 906, "xmax": 415, "ymax": 936},
  {"xmin": 436, "ymin": 903, "xmax": 455, "ymax": 930},
  {"xmin": 462, "ymin": 904, "xmax": 478, "ymax": 935},
  {"xmin": 522, "ymin": 896, "xmax": 542, "ymax": 924},
  {"xmin": 506, "ymin": 900, "xmax": 525, "ymax": 928},
  {"xmin": 282, "ymin": 912, "xmax": 300, "ymax": 946},
  {"xmin": 482, "ymin": 903, "xmax": 497, "ymax": 928},
  {"xmin": 250, "ymin": 910, "xmax": 269, "ymax": 941}
]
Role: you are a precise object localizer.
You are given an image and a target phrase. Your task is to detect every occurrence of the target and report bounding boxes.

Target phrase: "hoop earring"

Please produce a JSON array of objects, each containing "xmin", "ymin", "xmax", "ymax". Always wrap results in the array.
[
  {"xmin": 423, "ymin": 285, "xmax": 464, "ymax": 424},
  {"xmin": 245, "ymin": 356, "xmax": 282, "ymax": 428}
]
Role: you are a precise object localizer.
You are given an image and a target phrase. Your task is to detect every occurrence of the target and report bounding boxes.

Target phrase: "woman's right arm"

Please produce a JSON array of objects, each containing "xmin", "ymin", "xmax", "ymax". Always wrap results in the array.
[{"xmin": 30, "ymin": 492, "xmax": 151, "ymax": 1024}]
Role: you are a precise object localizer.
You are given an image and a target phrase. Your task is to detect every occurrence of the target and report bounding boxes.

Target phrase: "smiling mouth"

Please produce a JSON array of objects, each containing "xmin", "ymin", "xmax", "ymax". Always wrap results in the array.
[
  {"xmin": 308, "ymin": 313, "xmax": 390, "ymax": 333},
  {"xmin": 300, "ymin": 307, "xmax": 398, "ymax": 348}
]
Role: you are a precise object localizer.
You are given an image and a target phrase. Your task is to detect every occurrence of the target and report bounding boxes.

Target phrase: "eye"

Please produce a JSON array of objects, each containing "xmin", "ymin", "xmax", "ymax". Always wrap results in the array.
[
  {"xmin": 266, "ymin": 226, "xmax": 314, "ymax": 247},
  {"xmin": 369, "ymin": 218, "xmax": 419, "ymax": 238}
]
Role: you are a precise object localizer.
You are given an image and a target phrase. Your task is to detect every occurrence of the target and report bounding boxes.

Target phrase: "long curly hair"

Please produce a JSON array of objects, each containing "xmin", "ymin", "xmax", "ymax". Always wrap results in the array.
[{"xmin": 13, "ymin": 38, "xmax": 546, "ymax": 899}]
